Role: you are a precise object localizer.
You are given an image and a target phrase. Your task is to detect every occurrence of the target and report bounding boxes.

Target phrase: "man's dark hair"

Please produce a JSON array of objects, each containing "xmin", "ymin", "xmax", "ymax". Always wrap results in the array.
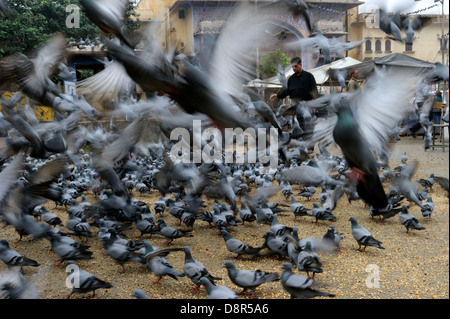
[{"xmin": 291, "ymin": 57, "xmax": 302, "ymax": 65}]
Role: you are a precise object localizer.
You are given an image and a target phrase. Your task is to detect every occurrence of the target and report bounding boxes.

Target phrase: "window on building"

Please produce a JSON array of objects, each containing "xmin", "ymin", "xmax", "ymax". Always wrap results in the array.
[
  {"xmin": 405, "ymin": 42, "xmax": 413, "ymax": 52},
  {"xmin": 385, "ymin": 40, "xmax": 391, "ymax": 52},
  {"xmin": 375, "ymin": 40, "xmax": 381, "ymax": 52},
  {"xmin": 365, "ymin": 40, "xmax": 372, "ymax": 52}
]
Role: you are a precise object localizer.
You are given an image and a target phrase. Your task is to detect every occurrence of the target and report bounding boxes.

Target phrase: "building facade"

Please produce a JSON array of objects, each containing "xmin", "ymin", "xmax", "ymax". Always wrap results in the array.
[
  {"xmin": 134, "ymin": 0, "xmax": 362, "ymax": 70},
  {"xmin": 347, "ymin": 8, "xmax": 449, "ymax": 65}
]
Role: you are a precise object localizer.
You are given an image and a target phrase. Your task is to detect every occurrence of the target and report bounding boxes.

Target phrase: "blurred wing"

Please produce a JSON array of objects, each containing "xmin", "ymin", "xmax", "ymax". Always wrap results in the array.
[
  {"xmin": 30, "ymin": 33, "xmax": 67, "ymax": 85},
  {"xmin": 28, "ymin": 154, "xmax": 69, "ymax": 185},
  {"xmin": 99, "ymin": 117, "xmax": 145, "ymax": 165},
  {"xmin": 0, "ymin": 153, "xmax": 25, "ymax": 206},
  {"xmin": 209, "ymin": 2, "xmax": 273, "ymax": 97},
  {"xmin": 95, "ymin": 0, "xmax": 128, "ymax": 21},
  {"xmin": 353, "ymin": 68, "xmax": 422, "ymax": 155},
  {"xmin": 77, "ymin": 59, "xmax": 135, "ymax": 102}
]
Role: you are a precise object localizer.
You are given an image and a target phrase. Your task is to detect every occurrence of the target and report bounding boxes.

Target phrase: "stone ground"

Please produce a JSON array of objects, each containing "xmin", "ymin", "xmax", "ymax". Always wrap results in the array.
[{"xmin": 0, "ymin": 135, "xmax": 448, "ymax": 299}]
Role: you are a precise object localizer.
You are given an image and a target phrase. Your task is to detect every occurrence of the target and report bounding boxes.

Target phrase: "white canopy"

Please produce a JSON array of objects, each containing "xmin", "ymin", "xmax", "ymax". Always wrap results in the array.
[{"xmin": 246, "ymin": 56, "xmax": 362, "ymax": 88}]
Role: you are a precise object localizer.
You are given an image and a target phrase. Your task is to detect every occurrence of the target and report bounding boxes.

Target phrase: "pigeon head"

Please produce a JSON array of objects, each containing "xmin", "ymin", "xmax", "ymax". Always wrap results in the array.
[
  {"xmin": 0, "ymin": 239, "xmax": 10, "ymax": 247},
  {"xmin": 281, "ymin": 262, "xmax": 293, "ymax": 272},
  {"xmin": 222, "ymin": 260, "xmax": 235, "ymax": 269},
  {"xmin": 348, "ymin": 216, "xmax": 358, "ymax": 225}
]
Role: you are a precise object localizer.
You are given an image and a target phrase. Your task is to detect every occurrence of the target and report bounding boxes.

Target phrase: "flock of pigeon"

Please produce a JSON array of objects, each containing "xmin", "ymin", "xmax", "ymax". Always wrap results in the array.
[{"xmin": 0, "ymin": 0, "xmax": 449, "ymax": 299}]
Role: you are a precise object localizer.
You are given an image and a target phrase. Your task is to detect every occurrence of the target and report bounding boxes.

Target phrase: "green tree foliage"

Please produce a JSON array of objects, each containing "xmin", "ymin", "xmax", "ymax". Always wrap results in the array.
[
  {"xmin": 0, "ymin": 0, "xmax": 140, "ymax": 58},
  {"xmin": 257, "ymin": 49, "xmax": 290, "ymax": 79}
]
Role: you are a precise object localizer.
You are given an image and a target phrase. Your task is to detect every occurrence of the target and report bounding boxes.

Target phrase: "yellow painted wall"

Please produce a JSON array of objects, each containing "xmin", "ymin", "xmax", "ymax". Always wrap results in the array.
[
  {"xmin": 0, "ymin": 92, "xmax": 54, "ymax": 121},
  {"xmin": 348, "ymin": 10, "xmax": 449, "ymax": 64}
]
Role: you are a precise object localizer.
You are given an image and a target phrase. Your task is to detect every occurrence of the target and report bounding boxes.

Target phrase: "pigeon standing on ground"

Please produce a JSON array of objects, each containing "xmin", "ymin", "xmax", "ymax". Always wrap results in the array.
[
  {"xmin": 349, "ymin": 217, "xmax": 385, "ymax": 251},
  {"xmin": 420, "ymin": 196, "xmax": 434, "ymax": 219},
  {"xmin": 311, "ymin": 202, "xmax": 336, "ymax": 224},
  {"xmin": 47, "ymin": 231, "xmax": 93, "ymax": 267},
  {"xmin": 238, "ymin": 201, "xmax": 256, "ymax": 224},
  {"xmin": 223, "ymin": 260, "xmax": 279, "ymax": 298},
  {"xmin": 399, "ymin": 205, "xmax": 426, "ymax": 233},
  {"xmin": 153, "ymin": 218, "xmax": 193, "ymax": 245},
  {"xmin": 103, "ymin": 240, "xmax": 145, "ymax": 273},
  {"xmin": 154, "ymin": 197, "xmax": 167, "ymax": 216},
  {"xmin": 418, "ymin": 174, "xmax": 435, "ymax": 191},
  {"xmin": 290, "ymin": 196, "xmax": 311, "ymax": 221},
  {"xmin": 296, "ymin": 241, "xmax": 323, "ymax": 279},
  {"xmin": 0, "ymin": 239, "xmax": 40, "ymax": 271},
  {"xmin": 321, "ymin": 225, "xmax": 343, "ymax": 253},
  {"xmin": 182, "ymin": 246, "xmax": 221, "ymax": 291},
  {"xmin": 199, "ymin": 277, "xmax": 239, "ymax": 299},
  {"xmin": 65, "ymin": 261, "xmax": 113, "ymax": 299},
  {"xmin": 261, "ymin": 231, "xmax": 289, "ymax": 258},
  {"xmin": 220, "ymin": 230, "xmax": 261, "ymax": 259},
  {"xmin": 280, "ymin": 263, "xmax": 335, "ymax": 299},
  {"xmin": 141, "ymin": 240, "xmax": 184, "ymax": 284}
]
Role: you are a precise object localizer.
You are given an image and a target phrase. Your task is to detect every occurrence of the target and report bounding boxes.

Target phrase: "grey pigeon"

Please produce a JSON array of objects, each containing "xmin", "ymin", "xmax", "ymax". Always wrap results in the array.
[
  {"xmin": 399, "ymin": 205, "xmax": 425, "ymax": 233},
  {"xmin": 79, "ymin": 0, "xmax": 135, "ymax": 48},
  {"xmin": 142, "ymin": 240, "xmax": 184, "ymax": 284},
  {"xmin": 135, "ymin": 214, "xmax": 158, "ymax": 238},
  {"xmin": 392, "ymin": 161, "xmax": 423, "ymax": 208},
  {"xmin": 280, "ymin": 181, "xmax": 293, "ymax": 199},
  {"xmin": 369, "ymin": 204, "xmax": 403, "ymax": 221},
  {"xmin": 223, "ymin": 260, "xmax": 279, "ymax": 298},
  {"xmin": 261, "ymin": 231, "xmax": 289, "ymax": 258},
  {"xmin": 349, "ymin": 217, "xmax": 384, "ymax": 251},
  {"xmin": 238, "ymin": 201, "xmax": 256, "ymax": 224},
  {"xmin": 183, "ymin": 246, "xmax": 221, "ymax": 290},
  {"xmin": 418, "ymin": 174, "xmax": 435, "ymax": 191},
  {"xmin": 296, "ymin": 241, "xmax": 323, "ymax": 279},
  {"xmin": 311, "ymin": 202, "xmax": 336, "ymax": 224},
  {"xmin": 270, "ymin": 214, "xmax": 292, "ymax": 240},
  {"xmin": 281, "ymin": 166, "xmax": 344, "ymax": 188},
  {"xmin": 0, "ymin": 239, "xmax": 40, "ymax": 270},
  {"xmin": 220, "ymin": 230, "xmax": 261, "ymax": 259},
  {"xmin": 48, "ymin": 232, "xmax": 93, "ymax": 267},
  {"xmin": 65, "ymin": 261, "xmax": 112, "ymax": 299},
  {"xmin": 434, "ymin": 176, "xmax": 449, "ymax": 198},
  {"xmin": 297, "ymin": 186, "xmax": 316, "ymax": 201},
  {"xmin": 0, "ymin": 271, "xmax": 40, "ymax": 299},
  {"xmin": 402, "ymin": 15, "xmax": 432, "ymax": 46},
  {"xmin": 154, "ymin": 218, "xmax": 193, "ymax": 245},
  {"xmin": 132, "ymin": 289, "xmax": 148, "ymax": 299},
  {"xmin": 199, "ymin": 277, "xmax": 239, "ymax": 299},
  {"xmin": 281, "ymin": 263, "xmax": 335, "ymax": 299},
  {"xmin": 378, "ymin": 9, "xmax": 403, "ymax": 42},
  {"xmin": 103, "ymin": 240, "xmax": 145, "ymax": 273},
  {"xmin": 290, "ymin": 196, "xmax": 312, "ymax": 221},
  {"xmin": 154, "ymin": 197, "xmax": 167, "ymax": 216},
  {"xmin": 321, "ymin": 225, "xmax": 343, "ymax": 253},
  {"xmin": 41, "ymin": 207, "xmax": 63, "ymax": 227}
]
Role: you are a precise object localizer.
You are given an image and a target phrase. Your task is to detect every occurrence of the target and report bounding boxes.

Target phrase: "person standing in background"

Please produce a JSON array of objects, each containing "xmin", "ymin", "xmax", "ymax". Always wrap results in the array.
[
  {"xmin": 270, "ymin": 57, "xmax": 318, "ymax": 103},
  {"xmin": 347, "ymin": 69, "xmax": 360, "ymax": 92},
  {"xmin": 270, "ymin": 57, "xmax": 318, "ymax": 152}
]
